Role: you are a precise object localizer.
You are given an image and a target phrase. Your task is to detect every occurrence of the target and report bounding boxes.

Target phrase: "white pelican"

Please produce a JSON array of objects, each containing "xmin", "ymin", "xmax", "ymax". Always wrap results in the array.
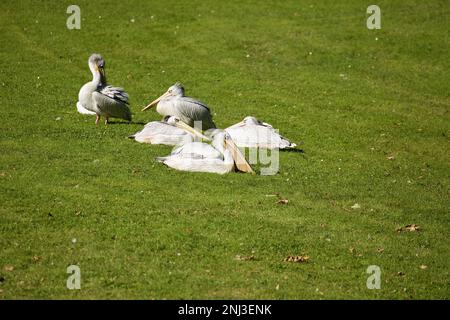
[
  {"xmin": 77, "ymin": 53, "xmax": 132, "ymax": 124},
  {"xmin": 129, "ymin": 115, "xmax": 209, "ymax": 146},
  {"xmin": 156, "ymin": 130, "xmax": 254, "ymax": 174},
  {"xmin": 225, "ymin": 116, "xmax": 297, "ymax": 149},
  {"xmin": 141, "ymin": 83, "xmax": 216, "ymax": 130}
]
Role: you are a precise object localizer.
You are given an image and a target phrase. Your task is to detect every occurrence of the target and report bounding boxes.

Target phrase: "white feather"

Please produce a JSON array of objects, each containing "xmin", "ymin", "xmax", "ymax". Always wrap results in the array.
[
  {"xmin": 156, "ymin": 132, "xmax": 235, "ymax": 174},
  {"xmin": 77, "ymin": 101, "xmax": 96, "ymax": 115},
  {"xmin": 225, "ymin": 116, "xmax": 296, "ymax": 149}
]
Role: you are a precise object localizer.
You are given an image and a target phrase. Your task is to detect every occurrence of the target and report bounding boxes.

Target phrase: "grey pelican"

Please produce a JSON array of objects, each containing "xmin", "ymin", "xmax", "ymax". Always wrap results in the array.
[
  {"xmin": 225, "ymin": 116, "xmax": 297, "ymax": 149},
  {"xmin": 129, "ymin": 115, "xmax": 210, "ymax": 146},
  {"xmin": 156, "ymin": 130, "xmax": 254, "ymax": 174},
  {"xmin": 77, "ymin": 53, "xmax": 132, "ymax": 124},
  {"xmin": 141, "ymin": 83, "xmax": 216, "ymax": 130}
]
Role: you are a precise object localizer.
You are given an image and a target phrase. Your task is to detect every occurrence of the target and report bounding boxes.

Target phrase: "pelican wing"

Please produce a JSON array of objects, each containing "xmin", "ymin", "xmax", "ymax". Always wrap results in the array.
[
  {"xmin": 180, "ymin": 97, "xmax": 210, "ymax": 111},
  {"xmin": 92, "ymin": 88, "xmax": 132, "ymax": 121},
  {"xmin": 99, "ymin": 86, "xmax": 129, "ymax": 104},
  {"xmin": 171, "ymin": 142, "xmax": 222, "ymax": 159},
  {"xmin": 173, "ymin": 97, "xmax": 216, "ymax": 129},
  {"xmin": 226, "ymin": 125, "xmax": 296, "ymax": 149},
  {"xmin": 131, "ymin": 121, "xmax": 192, "ymax": 145}
]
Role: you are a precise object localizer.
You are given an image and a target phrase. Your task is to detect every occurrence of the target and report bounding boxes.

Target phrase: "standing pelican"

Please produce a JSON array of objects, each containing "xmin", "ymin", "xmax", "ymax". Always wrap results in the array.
[
  {"xmin": 129, "ymin": 116, "xmax": 209, "ymax": 146},
  {"xmin": 225, "ymin": 116, "xmax": 297, "ymax": 149},
  {"xmin": 142, "ymin": 83, "xmax": 216, "ymax": 130},
  {"xmin": 77, "ymin": 53, "xmax": 132, "ymax": 124},
  {"xmin": 156, "ymin": 131, "xmax": 254, "ymax": 174}
]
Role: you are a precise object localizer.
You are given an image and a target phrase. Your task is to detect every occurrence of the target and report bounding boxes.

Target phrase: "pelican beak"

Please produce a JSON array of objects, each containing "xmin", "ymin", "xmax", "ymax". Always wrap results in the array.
[
  {"xmin": 142, "ymin": 91, "xmax": 170, "ymax": 111},
  {"xmin": 225, "ymin": 136, "xmax": 255, "ymax": 174},
  {"xmin": 174, "ymin": 119, "xmax": 211, "ymax": 141}
]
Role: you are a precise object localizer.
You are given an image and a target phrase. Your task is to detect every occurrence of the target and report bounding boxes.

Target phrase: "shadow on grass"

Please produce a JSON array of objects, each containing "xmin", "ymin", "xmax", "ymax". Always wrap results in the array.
[
  {"xmin": 107, "ymin": 121, "xmax": 147, "ymax": 125},
  {"xmin": 282, "ymin": 148, "xmax": 305, "ymax": 154}
]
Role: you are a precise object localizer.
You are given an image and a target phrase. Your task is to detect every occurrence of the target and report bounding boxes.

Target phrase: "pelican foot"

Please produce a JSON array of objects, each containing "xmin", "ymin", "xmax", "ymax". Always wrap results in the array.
[{"xmin": 95, "ymin": 115, "xmax": 100, "ymax": 125}]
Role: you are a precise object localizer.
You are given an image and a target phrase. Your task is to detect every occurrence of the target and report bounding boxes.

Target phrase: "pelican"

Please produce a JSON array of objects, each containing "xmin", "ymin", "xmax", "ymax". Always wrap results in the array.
[
  {"xmin": 129, "ymin": 115, "xmax": 210, "ymax": 146},
  {"xmin": 225, "ymin": 116, "xmax": 297, "ymax": 149},
  {"xmin": 141, "ymin": 83, "xmax": 216, "ymax": 130},
  {"xmin": 156, "ymin": 130, "xmax": 254, "ymax": 174},
  {"xmin": 77, "ymin": 53, "xmax": 132, "ymax": 124}
]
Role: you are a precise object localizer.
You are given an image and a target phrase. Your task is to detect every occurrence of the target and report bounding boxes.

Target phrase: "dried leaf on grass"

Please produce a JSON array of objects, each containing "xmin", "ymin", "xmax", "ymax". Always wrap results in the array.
[
  {"xmin": 405, "ymin": 224, "xmax": 420, "ymax": 231},
  {"xmin": 397, "ymin": 224, "xmax": 420, "ymax": 232},
  {"xmin": 284, "ymin": 255, "xmax": 309, "ymax": 263},
  {"xmin": 234, "ymin": 255, "xmax": 255, "ymax": 261}
]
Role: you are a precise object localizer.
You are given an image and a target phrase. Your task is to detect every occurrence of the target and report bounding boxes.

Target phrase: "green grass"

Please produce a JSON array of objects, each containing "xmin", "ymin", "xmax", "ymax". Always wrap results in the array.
[{"xmin": 0, "ymin": 0, "xmax": 449, "ymax": 299}]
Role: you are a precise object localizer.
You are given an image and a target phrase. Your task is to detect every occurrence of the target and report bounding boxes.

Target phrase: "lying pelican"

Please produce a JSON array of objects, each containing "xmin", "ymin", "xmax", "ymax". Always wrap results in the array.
[
  {"xmin": 156, "ymin": 130, "xmax": 254, "ymax": 174},
  {"xmin": 142, "ymin": 83, "xmax": 216, "ymax": 130},
  {"xmin": 129, "ymin": 116, "xmax": 209, "ymax": 146},
  {"xmin": 77, "ymin": 53, "xmax": 132, "ymax": 124},
  {"xmin": 225, "ymin": 116, "xmax": 297, "ymax": 149}
]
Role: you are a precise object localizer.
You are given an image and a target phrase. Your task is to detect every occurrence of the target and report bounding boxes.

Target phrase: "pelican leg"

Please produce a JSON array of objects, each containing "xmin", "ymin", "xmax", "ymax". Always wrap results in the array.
[
  {"xmin": 95, "ymin": 114, "xmax": 100, "ymax": 125},
  {"xmin": 105, "ymin": 116, "xmax": 109, "ymax": 125}
]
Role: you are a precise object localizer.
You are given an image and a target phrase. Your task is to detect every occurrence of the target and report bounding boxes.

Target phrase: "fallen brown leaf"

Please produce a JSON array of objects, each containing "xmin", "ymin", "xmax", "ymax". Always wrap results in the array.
[
  {"xmin": 419, "ymin": 265, "xmax": 428, "ymax": 270},
  {"xmin": 376, "ymin": 248, "xmax": 385, "ymax": 253},
  {"xmin": 234, "ymin": 255, "xmax": 255, "ymax": 261},
  {"xmin": 396, "ymin": 224, "xmax": 420, "ymax": 232},
  {"xmin": 405, "ymin": 224, "xmax": 420, "ymax": 232},
  {"xmin": 284, "ymin": 255, "xmax": 309, "ymax": 263},
  {"xmin": 277, "ymin": 199, "xmax": 289, "ymax": 205},
  {"xmin": 3, "ymin": 265, "xmax": 14, "ymax": 272},
  {"xmin": 386, "ymin": 155, "xmax": 395, "ymax": 160}
]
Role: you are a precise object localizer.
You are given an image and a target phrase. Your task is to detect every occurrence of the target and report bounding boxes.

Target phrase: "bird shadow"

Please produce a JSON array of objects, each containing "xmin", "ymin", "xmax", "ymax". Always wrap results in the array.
[
  {"xmin": 107, "ymin": 121, "xmax": 147, "ymax": 125},
  {"xmin": 282, "ymin": 148, "xmax": 305, "ymax": 154}
]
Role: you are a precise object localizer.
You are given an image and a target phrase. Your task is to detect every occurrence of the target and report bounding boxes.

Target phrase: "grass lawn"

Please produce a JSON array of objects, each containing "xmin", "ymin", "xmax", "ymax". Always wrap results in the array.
[{"xmin": 0, "ymin": 0, "xmax": 449, "ymax": 299}]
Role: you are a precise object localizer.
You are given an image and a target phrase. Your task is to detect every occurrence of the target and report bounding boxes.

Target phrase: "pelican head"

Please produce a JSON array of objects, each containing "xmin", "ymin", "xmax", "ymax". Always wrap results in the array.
[
  {"xmin": 88, "ymin": 53, "xmax": 106, "ymax": 81},
  {"xmin": 207, "ymin": 129, "xmax": 254, "ymax": 174},
  {"xmin": 166, "ymin": 115, "xmax": 211, "ymax": 141},
  {"xmin": 243, "ymin": 116, "xmax": 261, "ymax": 125},
  {"xmin": 223, "ymin": 133, "xmax": 255, "ymax": 174},
  {"xmin": 142, "ymin": 82, "xmax": 185, "ymax": 111}
]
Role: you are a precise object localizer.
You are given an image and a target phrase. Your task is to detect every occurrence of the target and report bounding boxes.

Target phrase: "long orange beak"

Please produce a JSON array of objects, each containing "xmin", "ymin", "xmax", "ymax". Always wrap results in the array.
[
  {"xmin": 225, "ymin": 136, "xmax": 255, "ymax": 174},
  {"xmin": 142, "ymin": 91, "xmax": 170, "ymax": 111}
]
